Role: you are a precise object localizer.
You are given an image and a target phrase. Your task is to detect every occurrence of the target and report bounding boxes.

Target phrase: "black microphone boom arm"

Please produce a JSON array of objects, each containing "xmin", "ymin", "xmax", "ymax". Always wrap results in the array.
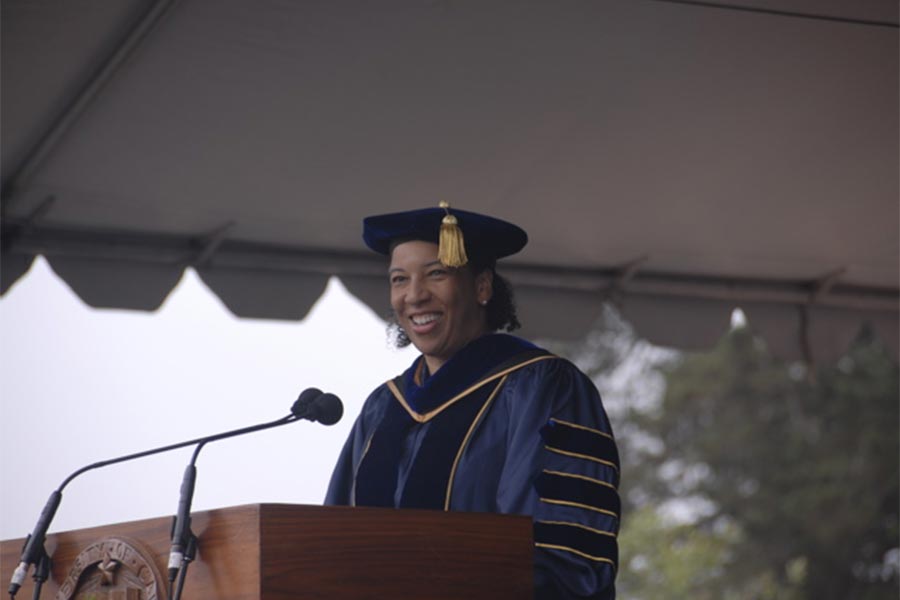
[{"xmin": 8, "ymin": 388, "xmax": 343, "ymax": 598}]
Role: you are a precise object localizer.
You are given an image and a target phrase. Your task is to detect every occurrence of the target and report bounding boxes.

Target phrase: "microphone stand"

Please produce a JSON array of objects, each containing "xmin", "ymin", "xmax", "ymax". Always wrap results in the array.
[
  {"xmin": 8, "ymin": 412, "xmax": 296, "ymax": 599},
  {"xmin": 29, "ymin": 546, "xmax": 49, "ymax": 600},
  {"xmin": 167, "ymin": 441, "xmax": 204, "ymax": 600},
  {"xmin": 9, "ymin": 389, "xmax": 342, "ymax": 599},
  {"xmin": 165, "ymin": 388, "xmax": 342, "ymax": 599},
  {"xmin": 172, "ymin": 534, "xmax": 197, "ymax": 600}
]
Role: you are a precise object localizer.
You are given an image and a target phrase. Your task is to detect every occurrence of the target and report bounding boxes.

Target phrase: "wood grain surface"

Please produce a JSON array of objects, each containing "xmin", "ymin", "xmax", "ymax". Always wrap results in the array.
[{"xmin": 1, "ymin": 504, "xmax": 532, "ymax": 599}]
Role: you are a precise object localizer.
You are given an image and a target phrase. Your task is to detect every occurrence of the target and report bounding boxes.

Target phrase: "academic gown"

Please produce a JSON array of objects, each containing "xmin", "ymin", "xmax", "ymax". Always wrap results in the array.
[{"xmin": 325, "ymin": 334, "xmax": 619, "ymax": 599}]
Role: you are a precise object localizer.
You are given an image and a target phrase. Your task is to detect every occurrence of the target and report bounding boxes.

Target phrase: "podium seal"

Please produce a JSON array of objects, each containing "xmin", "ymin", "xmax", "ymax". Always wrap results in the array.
[{"xmin": 56, "ymin": 536, "xmax": 165, "ymax": 600}]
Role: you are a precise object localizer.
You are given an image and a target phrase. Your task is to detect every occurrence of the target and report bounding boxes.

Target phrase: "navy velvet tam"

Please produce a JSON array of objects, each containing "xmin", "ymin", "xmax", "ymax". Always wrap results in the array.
[{"xmin": 362, "ymin": 205, "xmax": 528, "ymax": 264}]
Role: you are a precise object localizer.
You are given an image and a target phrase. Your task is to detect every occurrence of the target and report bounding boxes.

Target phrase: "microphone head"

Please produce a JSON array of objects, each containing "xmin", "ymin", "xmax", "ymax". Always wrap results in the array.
[
  {"xmin": 291, "ymin": 388, "xmax": 324, "ymax": 417},
  {"xmin": 291, "ymin": 389, "xmax": 342, "ymax": 425},
  {"xmin": 313, "ymin": 393, "xmax": 343, "ymax": 426}
]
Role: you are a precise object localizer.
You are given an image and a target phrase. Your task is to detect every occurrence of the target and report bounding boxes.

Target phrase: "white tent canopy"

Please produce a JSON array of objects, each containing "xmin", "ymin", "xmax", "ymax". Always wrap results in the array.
[{"xmin": 2, "ymin": 0, "xmax": 897, "ymax": 363}]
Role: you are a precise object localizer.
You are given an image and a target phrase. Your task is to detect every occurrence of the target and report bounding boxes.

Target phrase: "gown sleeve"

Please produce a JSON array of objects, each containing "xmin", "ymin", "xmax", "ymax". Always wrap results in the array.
[
  {"xmin": 324, "ymin": 386, "xmax": 389, "ymax": 506},
  {"xmin": 497, "ymin": 358, "xmax": 619, "ymax": 600},
  {"xmin": 323, "ymin": 425, "xmax": 358, "ymax": 505}
]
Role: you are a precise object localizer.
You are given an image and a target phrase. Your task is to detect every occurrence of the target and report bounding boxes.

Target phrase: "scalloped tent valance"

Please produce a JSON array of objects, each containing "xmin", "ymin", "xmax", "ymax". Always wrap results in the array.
[{"xmin": 2, "ymin": 0, "xmax": 897, "ymax": 364}]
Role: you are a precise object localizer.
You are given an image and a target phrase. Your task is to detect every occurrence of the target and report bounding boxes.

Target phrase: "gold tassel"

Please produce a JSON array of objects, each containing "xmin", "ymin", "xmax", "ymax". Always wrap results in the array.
[{"xmin": 438, "ymin": 200, "xmax": 468, "ymax": 267}]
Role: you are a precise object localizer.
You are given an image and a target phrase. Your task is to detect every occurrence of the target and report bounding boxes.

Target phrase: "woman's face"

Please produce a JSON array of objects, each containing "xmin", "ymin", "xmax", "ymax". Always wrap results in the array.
[{"xmin": 389, "ymin": 240, "xmax": 491, "ymax": 373}]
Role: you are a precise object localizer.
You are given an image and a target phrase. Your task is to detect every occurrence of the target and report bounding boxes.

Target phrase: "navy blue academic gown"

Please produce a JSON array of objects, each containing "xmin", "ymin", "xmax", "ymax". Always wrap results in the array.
[{"xmin": 325, "ymin": 334, "xmax": 619, "ymax": 599}]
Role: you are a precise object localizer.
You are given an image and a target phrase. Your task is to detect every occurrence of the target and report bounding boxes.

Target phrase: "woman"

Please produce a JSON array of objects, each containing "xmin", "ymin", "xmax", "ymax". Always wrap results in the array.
[{"xmin": 326, "ymin": 203, "xmax": 619, "ymax": 599}]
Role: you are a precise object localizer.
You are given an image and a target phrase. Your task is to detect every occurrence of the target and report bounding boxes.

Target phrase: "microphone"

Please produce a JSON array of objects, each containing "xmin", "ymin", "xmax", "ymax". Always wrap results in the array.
[
  {"xmin": 9, "ymin": 388, "xmax": 343, "ymax": 598},
  {"xmin": 292, "ymin": 388, "xmax": 343, "ymax": 425},
  {"xmin": 165, "ymin": 388, "xmax": 343, "ymax": 597},
  {"xmin": 166, "ymin": 457, "xmax": 201, "ymax": 587},
  {"xmin": 7, "ymin": 492, "xmax": 60, "ymax": 596}
]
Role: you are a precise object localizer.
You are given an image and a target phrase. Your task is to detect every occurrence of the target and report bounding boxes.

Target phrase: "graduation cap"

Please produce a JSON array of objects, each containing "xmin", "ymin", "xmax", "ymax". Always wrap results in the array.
[{"xmin": 363, "ymin": 202, "xmax": 528, "ymax": 267}]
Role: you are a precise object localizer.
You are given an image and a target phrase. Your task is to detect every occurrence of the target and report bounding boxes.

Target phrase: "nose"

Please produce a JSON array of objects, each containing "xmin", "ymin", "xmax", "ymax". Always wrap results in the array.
[{"xmin": 406, "ymin": 276, "xmax": 430, "ymax": 305}]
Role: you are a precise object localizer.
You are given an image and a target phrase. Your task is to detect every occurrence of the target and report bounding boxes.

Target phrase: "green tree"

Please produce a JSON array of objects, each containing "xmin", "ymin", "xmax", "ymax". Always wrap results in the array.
[
  {"xmin": 627, "ymin": 325, "xmax": 899, "ymax": 599},
  {"xmin": 555, "ymin": 311, "xmax": 898, "ymax": 598},
  {"xmin": 616, "ymin": 505, "xmax": 746, "ymax": 600}
]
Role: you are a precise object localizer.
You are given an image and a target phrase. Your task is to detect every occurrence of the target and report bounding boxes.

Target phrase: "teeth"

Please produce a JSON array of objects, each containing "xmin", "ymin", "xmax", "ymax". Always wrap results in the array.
[{"xmin": 411, "ymin": 314, "xmax": 439, "ymax": 325}]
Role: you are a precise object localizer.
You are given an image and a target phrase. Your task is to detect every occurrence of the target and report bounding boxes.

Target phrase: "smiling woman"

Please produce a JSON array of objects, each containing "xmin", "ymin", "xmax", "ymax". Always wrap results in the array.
[
  {"xmin": 389, "ymin": 241, "xmax": 492, "ymax": 373},
  {"xmin": 387, "ymin": 241, "xmax": 523, "ymax": 362},
  {"xmin": 325, "ymin": 203, "xmax": 621, "ymax": 599}
]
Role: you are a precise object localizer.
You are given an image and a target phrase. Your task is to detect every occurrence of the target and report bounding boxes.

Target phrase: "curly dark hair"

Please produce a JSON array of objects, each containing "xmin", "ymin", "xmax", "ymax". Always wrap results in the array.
[
  {"xmin": 484, "ymin": 269, "xmax": 521, "ymax": 333},
  {"xmin": 388, "ymin": 263, "xmax": 521, "ymax": 348}
]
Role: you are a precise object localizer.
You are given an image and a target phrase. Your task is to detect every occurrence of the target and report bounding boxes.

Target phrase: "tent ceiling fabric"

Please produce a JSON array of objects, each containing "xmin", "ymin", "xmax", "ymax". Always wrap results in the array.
[{"xmin": 2, "ymin": 0, "xmax": 897, "ymax": 362}]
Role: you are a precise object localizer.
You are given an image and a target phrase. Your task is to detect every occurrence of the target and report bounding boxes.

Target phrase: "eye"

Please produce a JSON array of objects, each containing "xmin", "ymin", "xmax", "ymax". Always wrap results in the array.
[
  {"xmin": 390, "ymin": 274, "xmax": 408, "ymax": 285},
  {"xmin": 427, "ymin": 268, "xmax": 448, "ymax": 278}
]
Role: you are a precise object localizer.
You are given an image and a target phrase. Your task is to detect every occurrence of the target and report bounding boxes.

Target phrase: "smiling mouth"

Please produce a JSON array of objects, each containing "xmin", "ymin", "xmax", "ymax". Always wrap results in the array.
[{"xmin": 409, "ymin": 313, "xmax": 441, "ymax": 330}]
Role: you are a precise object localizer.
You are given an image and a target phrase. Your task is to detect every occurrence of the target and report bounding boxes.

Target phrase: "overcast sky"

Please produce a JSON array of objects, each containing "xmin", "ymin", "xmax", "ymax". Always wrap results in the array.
[{"xmin": 0, "ymin": 257, "xmax": 416, "ymax": 540}]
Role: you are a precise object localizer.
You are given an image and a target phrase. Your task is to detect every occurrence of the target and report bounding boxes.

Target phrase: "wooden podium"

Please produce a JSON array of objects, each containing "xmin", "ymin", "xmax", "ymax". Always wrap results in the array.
[{"xmin": 1, "ymin": 504, "xmax": 533, "ymax": 599}]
